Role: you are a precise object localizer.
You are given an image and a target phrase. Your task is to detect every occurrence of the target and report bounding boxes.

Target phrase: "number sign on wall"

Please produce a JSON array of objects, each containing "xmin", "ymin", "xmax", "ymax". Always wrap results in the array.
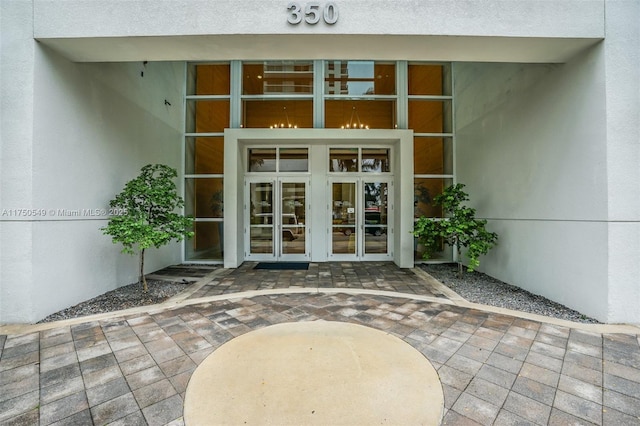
[{"xmin": 287, "ymin": 2, "xmax": 339, "ymax": 25}]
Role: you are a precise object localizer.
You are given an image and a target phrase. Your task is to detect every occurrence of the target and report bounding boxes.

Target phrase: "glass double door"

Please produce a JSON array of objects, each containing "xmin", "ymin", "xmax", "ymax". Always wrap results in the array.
[
  {"xmin": 330, "ymin": 178, "xmax": 392, "ymax": 260},
  {"xmin": 246, "ymin": 177, "xmax": 309, "ymax": 261}
]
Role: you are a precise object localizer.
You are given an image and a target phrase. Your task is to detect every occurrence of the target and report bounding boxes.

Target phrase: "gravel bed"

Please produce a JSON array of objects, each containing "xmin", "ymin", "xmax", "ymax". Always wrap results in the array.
[
  {"xmin": 38, "ymin": 280, "xmax": 190, "ymax": 323},
  {"xmin": 420, "ymin": 263, "xmax": 600, "ymax": 324},
  {"xmin": 38, "ymin": 264, "xmax": 600, "ymax": 325}
]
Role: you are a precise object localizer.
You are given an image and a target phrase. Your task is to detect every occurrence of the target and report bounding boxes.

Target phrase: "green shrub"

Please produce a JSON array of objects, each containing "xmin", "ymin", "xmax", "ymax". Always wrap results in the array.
[
  {"xmin": 102, "ymin": 164, "xmax": 194, "ymax": 291},
  {"xmin": 413, "ymin": 183, "xmax": 498, "ymax": 276}
]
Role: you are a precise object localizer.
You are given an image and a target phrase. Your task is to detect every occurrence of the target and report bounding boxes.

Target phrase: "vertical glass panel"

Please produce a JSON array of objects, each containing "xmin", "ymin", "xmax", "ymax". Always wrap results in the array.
[
  {"xmin": 414, "ymin": 178, "xmax": 453, "ymax": 218},
  {"xmin": 414, "ymin": 235, "xmax": 453, "ymax": 262},
  {"xmin": 408, "ymin": 100, "xmax": 452, "ymax": 133},
  {"xmin": 332, "ymin": 182, "xmax": 357, "ymax": 254},
  {"xmin": 249, "ymin": 182, "xmax": 274, "ymax": 254},
  {"xmin": 186, "ymin": 100, "xmax": 230, "ymax": 133},
  {"xmin": 330, "ymin": 148, "xmax": 358, "ymax": 172},
  {"xmin": 325, "ymin": 100, "xmax": 396, "ymax": 129},
  {"xmin": 364, "ymin": 182, "xmax": 388, "ymax": 254},
  {"xmin": 408, "ymin": 64, "xmax": 446, "ymax": 96},
  {"xmin": 187, "ymin": 64, "xmax": 231, "ymax": 95},
  {"xmin": 281, "ymin": 182, "xmax": 306, "ymax": 255},
  {"xmin": 362, "ymin": 148, "xmax": 390, "ymax": 173},
  {"xmin": 243, "ymin": 61, "xmax": 314, "ymax": 95},
  {"xmin": 413, "ymin": 137, "xmax": 453, "ymax": 175},
  {"xmin": 185, "ymin": 178, "xmax": 224, "ymax": 218},
  {"xmin": 185, "ymin": 221, "xmax": 224, "ymax": 261},
  {"xmin": 250, "ymin": 227, "xmax": 273, "ymax": 254},
  {"xmin": 250, "ymin": 182, "xmax": 274, "ymax": 220},
  {"xmin": 242, "ymin": 100, "xmax": 313, "ymax": 128},
  {"xmin": 365, "ymin": 231, "xmax": 388, "ymax": 254},
  {"xmin": 324, "ymin": 61, "xmax": 395, "ymax": 95},
  {"xmin": 248, "ymin": 148, "xmax": 277, "ymax": 172},
  {"xmin": 279, "ymin": 148, "xmax": 308, "ymax": 172},
  {"xmin": 185, "ymin": 137, "xmax": 224, "ymax": 175}
]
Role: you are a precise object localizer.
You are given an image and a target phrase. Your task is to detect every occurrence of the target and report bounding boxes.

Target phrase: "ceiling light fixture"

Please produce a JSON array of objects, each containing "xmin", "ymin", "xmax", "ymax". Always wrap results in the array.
[
  {"xmin": 341, "ymin": 106, "xmax": 369, "ymax": 129},
  {"xmin": 270, "ymin": 106, "xmax": 297, "ymax": 129}
]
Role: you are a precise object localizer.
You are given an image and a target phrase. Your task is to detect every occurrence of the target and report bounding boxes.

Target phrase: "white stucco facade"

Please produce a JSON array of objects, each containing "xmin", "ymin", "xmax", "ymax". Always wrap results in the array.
[{"xmin": 1, "ymin": 0, "xmax": 638, "ymax": 324}]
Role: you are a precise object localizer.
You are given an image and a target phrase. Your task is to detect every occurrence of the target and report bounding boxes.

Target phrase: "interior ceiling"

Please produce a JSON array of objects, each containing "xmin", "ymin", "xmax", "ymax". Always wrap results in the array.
[{"xmin": 37, "ymin": 34, "xmax": 601, "ymax": 64}]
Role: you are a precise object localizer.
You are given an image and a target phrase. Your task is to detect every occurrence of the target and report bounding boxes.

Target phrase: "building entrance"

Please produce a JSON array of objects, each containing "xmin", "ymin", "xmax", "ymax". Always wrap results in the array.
[
  {"xmin": 330, "ymin": 178, "xmax": 392, "ymax": 261},
  {"xmin": 245, "ymin": 177, "xmax": 309, "ymax": 262}
]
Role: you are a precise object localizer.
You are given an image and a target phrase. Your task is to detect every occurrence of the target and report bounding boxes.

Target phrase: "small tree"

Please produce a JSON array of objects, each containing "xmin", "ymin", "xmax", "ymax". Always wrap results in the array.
[
  {"xmin": 413, "ymin": 184, "xmax": 498, "ymax": 277},
  {"xmin": 102, "ymin": 164, "xmax": 194, "ymax": 292}
]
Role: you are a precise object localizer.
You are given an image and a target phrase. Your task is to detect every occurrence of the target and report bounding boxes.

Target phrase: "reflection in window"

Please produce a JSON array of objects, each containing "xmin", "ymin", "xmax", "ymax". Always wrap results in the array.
[
  {"xmin": 248, "ymin": 148, "xmax": 309, "ymax": 172},
  {"xmin": 243, "ymin": 61, "xmax": 314, "ymax": 95},
  {"xmin": 362, "ymin": 148, "xmax": 390, "ymax": 172},
  {"xmin": 185, "ymin": 178, "xmax": 224, "ymax": 218},
  {"xmin": 324, "ymin": 61, "xmax": 395, "ymax": 95},
  {"xmin": 185, "ymin": 137, "xmax": 224, "ymax": 175},
  {"xmin": 413, "ymin": 178, "xmax": 453, "ymax": 218},
  {"xmin": 248, "ymin": 148, "xmax": 277, "ymax": 172},
  {"xmin": 280, "ymin": 148, "xmax": 308, "ymax": 172},
  {"xmin": 186, "ymin": 222, "xmax": 224, "ymax": 260},
  {"xmin": 330, "ymin": 148, "xmax": 358, "ymax": 172},
  {"xmin": 414, "ymin": 234, "xmax": 453, "ymax": 261},
  {"xmin": 250, "ymin": 181, "xmax": 274, "ymax": 223}
]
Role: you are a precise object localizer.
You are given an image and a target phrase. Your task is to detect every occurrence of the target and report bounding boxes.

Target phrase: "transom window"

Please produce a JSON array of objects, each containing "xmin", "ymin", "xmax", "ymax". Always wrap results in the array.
[
  {"xmin": 248, "ymin": 147, "xmax": 309, "ymax": 173},
  {"xmin": 329, "ymin": 147, "xmax": 390, "ymax": 173}
]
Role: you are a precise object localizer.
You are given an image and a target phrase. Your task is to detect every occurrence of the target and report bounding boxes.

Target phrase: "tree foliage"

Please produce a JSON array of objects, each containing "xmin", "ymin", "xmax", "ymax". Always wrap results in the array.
[
  {"xmin": 413, "ymin": 183, "xmax": 498, "ymax": 276},
  {"xmin": 101, "ymin": 164, "xmax": 194, "ymax": 291}
]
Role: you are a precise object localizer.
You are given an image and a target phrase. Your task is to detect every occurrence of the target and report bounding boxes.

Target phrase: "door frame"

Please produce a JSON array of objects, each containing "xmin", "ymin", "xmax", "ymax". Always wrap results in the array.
[
  {"xmin": 328, "ymin": 176, "xmax": 394, "ymax": 261},
  {"xmin": 223, "ymin": 128, "xmax": 414, "ymax": 269},
  {"xmin": 244, "ymin": 176, "xmax": 311, "ymax": 262}
]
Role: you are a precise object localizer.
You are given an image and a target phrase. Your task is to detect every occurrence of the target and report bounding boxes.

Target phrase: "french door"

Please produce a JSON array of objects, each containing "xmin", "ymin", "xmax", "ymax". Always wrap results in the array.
[
  {"xmin": 329, "ymin": 178, "xmax": 392, "ymax": 260},
  {"xmin": 245, "ymin": 177, "xmax": 310, "ymax": 261}
]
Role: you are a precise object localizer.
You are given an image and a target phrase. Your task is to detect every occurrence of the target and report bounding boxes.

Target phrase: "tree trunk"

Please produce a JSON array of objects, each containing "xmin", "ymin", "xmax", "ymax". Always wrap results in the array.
[
  {"xmin": 139, "ymin": 248, "xmax": 148, "ymax": 292},
  {"xmin": 456, "ymin": 243, "xmax": 463, "ymax": 278}
]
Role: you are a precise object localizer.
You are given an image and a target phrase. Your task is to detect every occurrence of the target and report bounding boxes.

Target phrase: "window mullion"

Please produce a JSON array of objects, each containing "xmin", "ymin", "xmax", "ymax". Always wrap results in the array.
[
  {"xmin": 230, "ymin": 60, "xmax": 242, "ymax": 128},
  {"xmin": 314, "ymin": 59, "xmax": 324, "ymax": 128}
]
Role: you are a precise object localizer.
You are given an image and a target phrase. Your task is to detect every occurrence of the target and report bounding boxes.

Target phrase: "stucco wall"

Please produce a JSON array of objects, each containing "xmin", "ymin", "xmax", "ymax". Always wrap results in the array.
[
  {"xmin": 454, "ymin": 47, "xmax": 612, "ymax": 321},
  {"xmin": 33, "ymin": 0, "xmax": 603, "ymax": 39},
  {"xmin": 454, "ymin": 0, "xmax": 639, "ymax": 324},
  {"xmin": 603, "ymin": 0, "xmax": 640, "ymax": 323},
  {"xmin": 1, "ymin": 15, "xmax": 185, "ymax": 322},
  {"xmin": 32, "ymin": 0, "xmax": 603, "ymax": 63},
  {"xmin": 1, "ymin": 0, "xmax": 37, "ymax": 323}
]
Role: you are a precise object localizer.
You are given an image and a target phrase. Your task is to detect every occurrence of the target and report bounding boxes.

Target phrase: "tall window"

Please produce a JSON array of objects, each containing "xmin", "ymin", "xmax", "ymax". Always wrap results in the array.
[
  {"xmin": 409, "ymin": 63, "xmax": 454, "ymax": 261},
  {"xmin": 184, "ymin": 61, "xmax": 454, "ymax": 262},
  {"xmin": 242, "ymin": 61, "xmax": 314, "ymax": 129},
  {"xmin": 184, "ymin": 63, "xmax": 230, "ymax": 260},
  {"xmin": 324, "ymin": 61, "xmax": 397, "ymax": 129}
]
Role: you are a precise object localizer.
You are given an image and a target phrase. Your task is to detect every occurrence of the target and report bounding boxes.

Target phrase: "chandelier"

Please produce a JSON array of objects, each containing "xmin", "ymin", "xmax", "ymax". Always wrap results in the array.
[
  {"xmin": 270, "ymin": 107, "xmax": 297, "ymax": 129},
  {"xmin": 341, "ymin": 106, "xmax": 369, "ymax": 129}
]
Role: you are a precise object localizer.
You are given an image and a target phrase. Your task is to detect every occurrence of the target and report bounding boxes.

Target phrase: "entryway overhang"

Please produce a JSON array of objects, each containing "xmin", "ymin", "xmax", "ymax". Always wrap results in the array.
[
  {"xmin": 223, "ymin": 128, "xmax": 414, "ymax": 269},
  {"xmin": 37, "ymin": 34, "xmax": 601, "ymax": 64}
]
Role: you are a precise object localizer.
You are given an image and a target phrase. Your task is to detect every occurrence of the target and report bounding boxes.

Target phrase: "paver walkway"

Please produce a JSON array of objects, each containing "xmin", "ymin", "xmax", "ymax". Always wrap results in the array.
[{"xmin": 1, "ymin": 262, "xmax": 640, "ymax": 425}]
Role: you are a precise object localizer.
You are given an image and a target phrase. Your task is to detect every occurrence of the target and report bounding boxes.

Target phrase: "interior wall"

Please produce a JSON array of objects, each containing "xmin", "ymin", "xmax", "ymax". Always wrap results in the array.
[
  {"xmin": 454, "ymin": 46, "xmax": 611, "ymax": 321},
  {"xmin": 1, "ymin": 41, "xmax": 185, "ymax": 323}
]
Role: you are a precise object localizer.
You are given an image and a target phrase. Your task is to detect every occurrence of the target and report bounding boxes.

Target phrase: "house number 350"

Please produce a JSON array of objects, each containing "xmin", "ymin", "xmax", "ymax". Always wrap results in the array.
[{"xmin": 287, "ymin": 2, "xmax": 339, "ymax": 25}]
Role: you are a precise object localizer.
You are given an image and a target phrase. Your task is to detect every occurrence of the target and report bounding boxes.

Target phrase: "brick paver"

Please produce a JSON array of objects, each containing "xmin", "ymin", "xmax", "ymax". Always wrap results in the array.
[{"xmin": 1, "ymin": 262, "xmax": 640, "ymax": 425}]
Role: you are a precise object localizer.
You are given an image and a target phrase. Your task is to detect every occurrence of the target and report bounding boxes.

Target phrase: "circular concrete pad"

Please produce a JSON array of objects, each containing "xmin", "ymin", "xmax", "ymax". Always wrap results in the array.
[{"xmin": 184, "ymin": 321, "xmax": 444, "ymax": 425}]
